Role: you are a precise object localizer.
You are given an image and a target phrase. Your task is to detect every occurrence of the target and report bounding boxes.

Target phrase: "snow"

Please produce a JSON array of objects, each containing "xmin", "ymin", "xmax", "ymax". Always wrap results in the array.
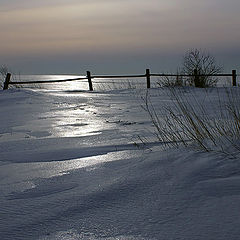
[{"xmin": 0, "ymin": 87, "xmax": 240, "ymax": 240}]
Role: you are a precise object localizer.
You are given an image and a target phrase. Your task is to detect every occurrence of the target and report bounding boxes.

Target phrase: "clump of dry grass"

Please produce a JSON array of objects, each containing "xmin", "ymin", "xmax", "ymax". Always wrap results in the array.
[
  {"xmin": 157, "ymin": 75, "xmax": 185, "ymax": 88},
  {"xmin": 95, "ymin": 79, "xmax": 138, "ymax": 91},
  {"xmin": 142, "ymin": 87, "xmax": 240, "ymax": 156}
]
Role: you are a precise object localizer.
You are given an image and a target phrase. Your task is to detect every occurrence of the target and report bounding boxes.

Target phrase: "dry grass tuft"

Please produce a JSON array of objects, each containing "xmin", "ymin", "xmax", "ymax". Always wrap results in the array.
[{"xmin": 142, "ymin": 87, "xmax": 240, "ymax": 156}]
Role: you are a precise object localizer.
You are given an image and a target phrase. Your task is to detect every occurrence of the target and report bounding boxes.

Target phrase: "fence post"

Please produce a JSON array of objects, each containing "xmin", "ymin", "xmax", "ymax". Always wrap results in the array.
[
  {"xmin": 193, "ymin": 69, "xmax": 200, "ymax": 87},
  {"xmin": 3, "ymin": 73, "xmax": 11, "ymax": 90},
  {"xmin": 86, "ymin": 71, "xmax": 93, "ymax": 91},
  {"xmin": 146, "ymin": 69, "xmax": 151, "ymax": 88},
  {"xmin": 232, "ymin": 70, "xmax": 237, "ymax": 86}
]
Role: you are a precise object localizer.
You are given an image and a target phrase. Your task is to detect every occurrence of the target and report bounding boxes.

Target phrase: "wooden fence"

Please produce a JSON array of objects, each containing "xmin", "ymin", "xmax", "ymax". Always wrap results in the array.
[{"xmin": 2, "ymin": 69, "xmax": 238, "ymax": 90}]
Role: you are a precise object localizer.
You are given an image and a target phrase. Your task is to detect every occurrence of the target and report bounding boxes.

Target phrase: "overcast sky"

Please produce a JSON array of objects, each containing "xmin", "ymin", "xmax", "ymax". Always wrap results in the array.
[{"xmin": 1, "ymin": 0, "xmax": 240, "ymax": 74}]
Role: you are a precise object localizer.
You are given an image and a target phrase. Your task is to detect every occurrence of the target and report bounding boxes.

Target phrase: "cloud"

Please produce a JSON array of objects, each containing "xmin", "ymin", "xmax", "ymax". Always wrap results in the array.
[{"xmin": 0, "ymin": 0, "xmax": 240, "ymax": 73}]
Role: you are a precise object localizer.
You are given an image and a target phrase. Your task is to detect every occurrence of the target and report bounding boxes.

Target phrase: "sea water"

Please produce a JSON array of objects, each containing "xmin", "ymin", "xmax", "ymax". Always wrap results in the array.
[
  {"xmin": 12, "ymin": 74, "xmax": 153, "ymax": 91},
  {"xmin": 12, "ymin": 74, "xmax": 234, "ymax": 91}
]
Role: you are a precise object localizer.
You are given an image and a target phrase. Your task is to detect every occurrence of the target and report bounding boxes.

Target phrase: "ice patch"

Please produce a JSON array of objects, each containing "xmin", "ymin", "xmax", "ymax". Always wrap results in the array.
[{"xmin": 28, "ymin": 131, "xmax": 52, "ymax": 138}]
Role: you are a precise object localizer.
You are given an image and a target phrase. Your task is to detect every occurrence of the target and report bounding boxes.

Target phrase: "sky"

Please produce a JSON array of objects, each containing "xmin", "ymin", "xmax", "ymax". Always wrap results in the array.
[{"xmin": 0, "ymin": 0, "xmax": 240, "ymax": 74}]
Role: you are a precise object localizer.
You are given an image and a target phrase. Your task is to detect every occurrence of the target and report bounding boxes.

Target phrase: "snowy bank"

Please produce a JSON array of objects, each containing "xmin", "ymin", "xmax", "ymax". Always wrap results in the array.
[{"xmin": 0, "ymin": 87, "xmax": 240, "ymax": 240}]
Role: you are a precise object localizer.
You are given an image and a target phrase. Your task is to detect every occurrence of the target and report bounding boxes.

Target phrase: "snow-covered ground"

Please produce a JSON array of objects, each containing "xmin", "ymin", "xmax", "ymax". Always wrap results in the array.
[{"xmin": 1, "ymin": 86, "xmax": 240, "ymax": 240}]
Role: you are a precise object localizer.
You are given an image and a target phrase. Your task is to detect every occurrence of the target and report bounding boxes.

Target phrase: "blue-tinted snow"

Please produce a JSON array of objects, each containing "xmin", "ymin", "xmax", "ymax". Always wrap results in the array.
[{"xmin": 0, "ymin": 87, "xmax": 240, "ymax": 240}]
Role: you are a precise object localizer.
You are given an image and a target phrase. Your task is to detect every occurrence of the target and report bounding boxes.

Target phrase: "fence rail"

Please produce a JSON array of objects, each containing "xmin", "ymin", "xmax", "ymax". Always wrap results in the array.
[
  {"xmin": 9, "ymin": 77, "xmax": 88, "ymax": 85},
  {"xmin": 150, "ymin": 73, "xmax": 234, "ymax": 77},
  {"xmin": 2, "ymin": 69, "xmax": 238, "ymax": 90}
]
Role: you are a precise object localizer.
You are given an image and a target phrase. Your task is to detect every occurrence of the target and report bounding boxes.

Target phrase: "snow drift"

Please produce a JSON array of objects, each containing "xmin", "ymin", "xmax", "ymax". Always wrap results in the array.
[{"xmin": 1, "ymin": 87, "xmax": 240, "ymax": 240}]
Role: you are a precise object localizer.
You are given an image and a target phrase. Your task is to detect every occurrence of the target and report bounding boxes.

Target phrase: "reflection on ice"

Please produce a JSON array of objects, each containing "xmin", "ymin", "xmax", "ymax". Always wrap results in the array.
[
  {"xmin": 0, "ymin": 150, "xmax": 141, "ymax": 195},
  {"xmin": 33, "ymin": 150, "xmax": 140, "ymax": 179},
  {"xmin": 39, "ymin": 95, "xmax": 106, "ymax": 138}
]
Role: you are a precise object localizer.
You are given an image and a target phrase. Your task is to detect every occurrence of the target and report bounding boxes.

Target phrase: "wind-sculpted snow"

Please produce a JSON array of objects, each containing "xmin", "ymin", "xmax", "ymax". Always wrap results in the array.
[
  {"xmin": 8, "ymin": 182, "xmax": 79, "ymax": 200},
  {"xmin": 1, "ymin": 88, "xmax": 240, "ymax": 240}
]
